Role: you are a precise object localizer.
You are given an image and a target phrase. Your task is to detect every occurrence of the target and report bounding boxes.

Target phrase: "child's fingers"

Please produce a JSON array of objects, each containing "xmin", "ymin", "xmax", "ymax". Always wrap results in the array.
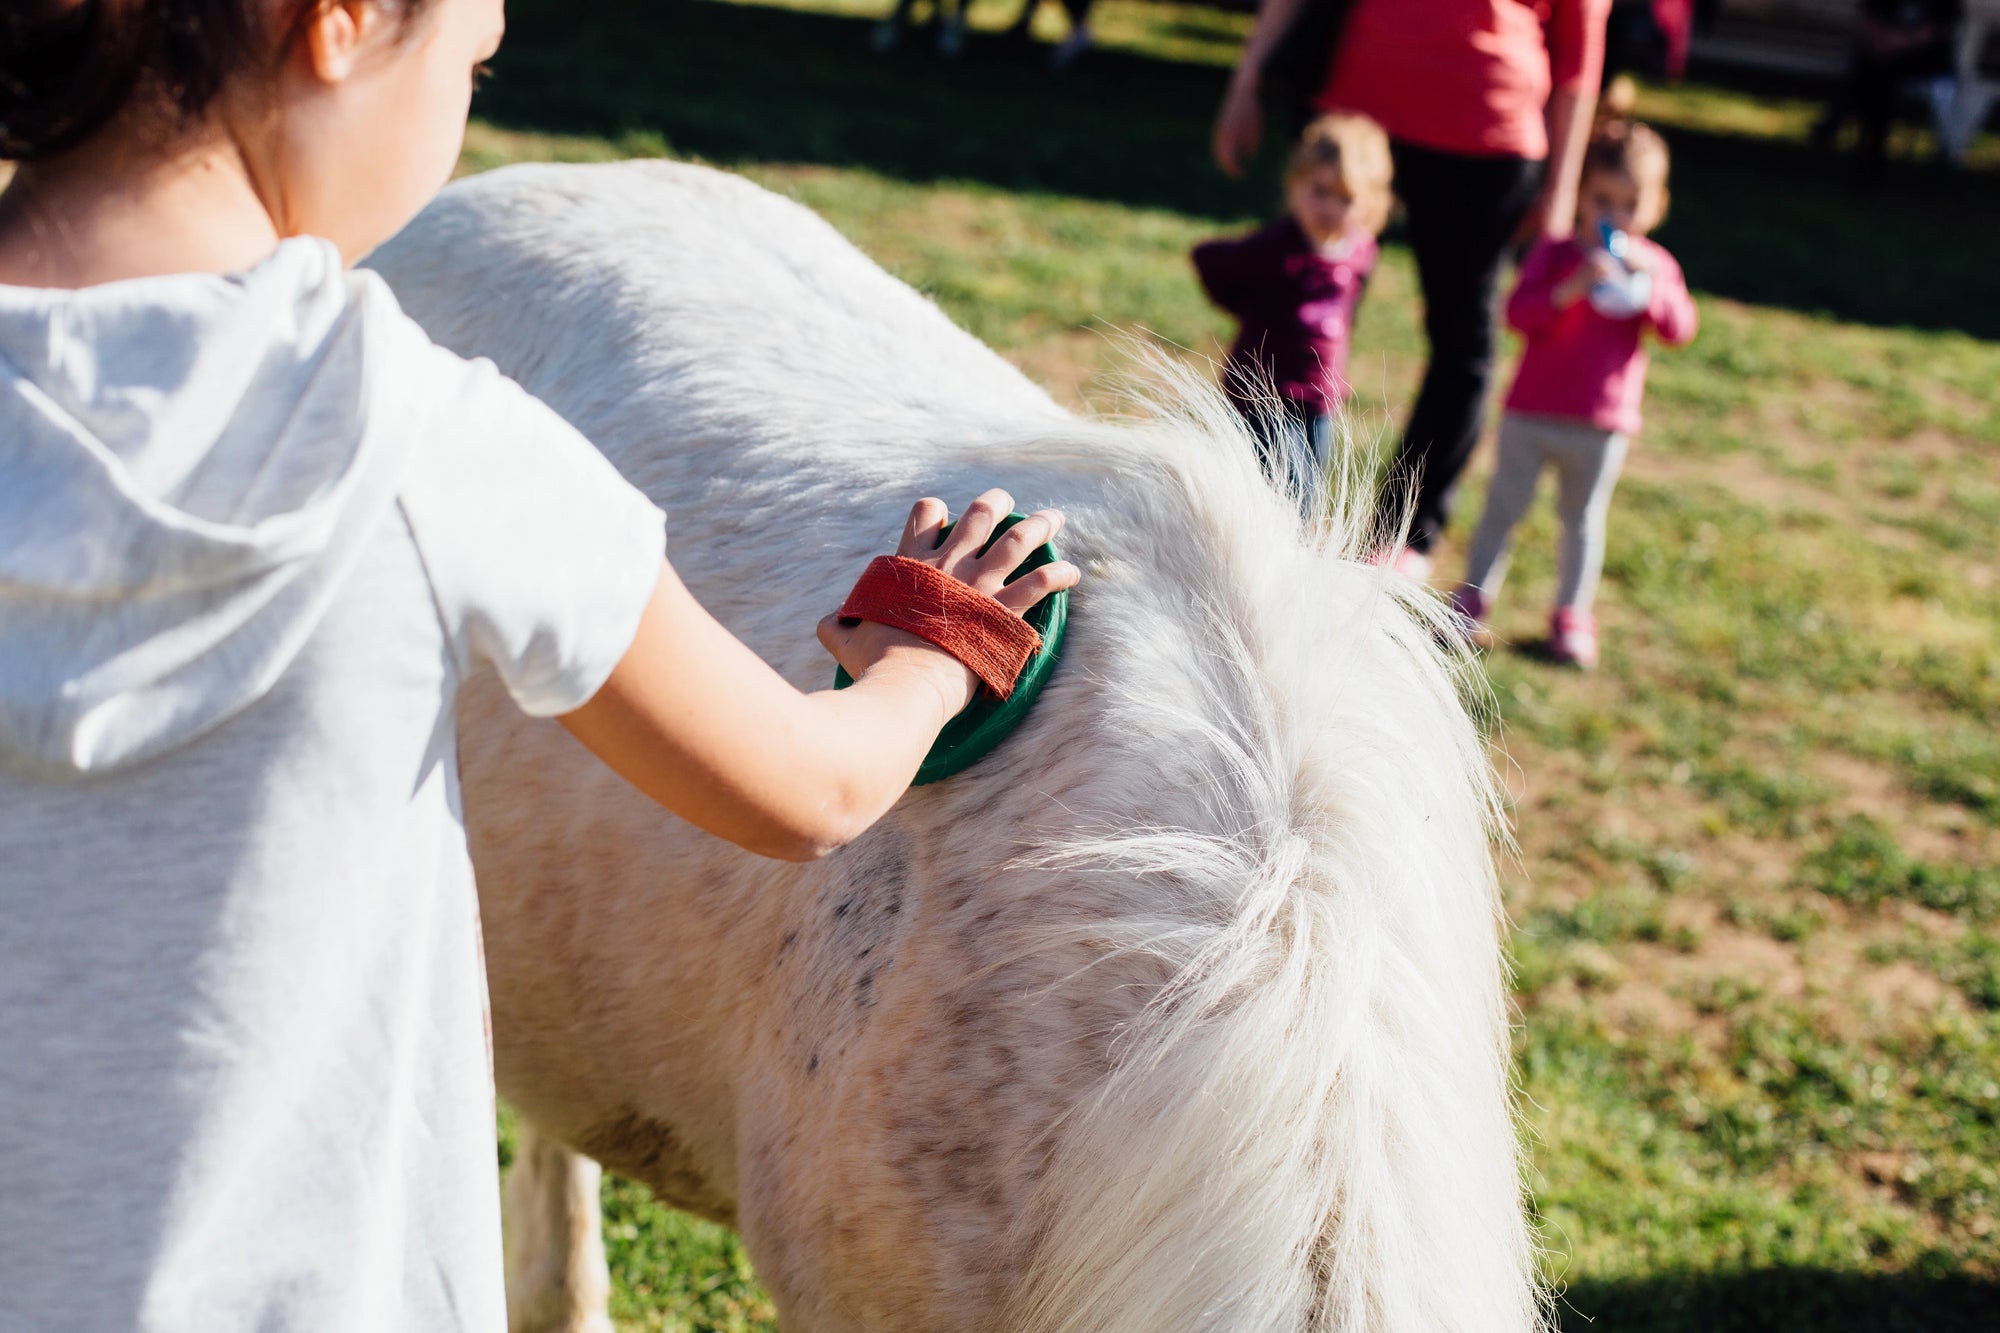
[
  {"xmin": 974, "ymin": 508, "xmax": 1063, "ymax": 588},
  {"xmin": 993, "ymin": 561, "xmax": 1080, "ymax": 616},
  {"xmin": 899, "ymin": 497, "xmax": 949, "ymax": 555},
  {"xmin": 936, "ymin": 488, "xmax": 1012, "ymax": 570}
]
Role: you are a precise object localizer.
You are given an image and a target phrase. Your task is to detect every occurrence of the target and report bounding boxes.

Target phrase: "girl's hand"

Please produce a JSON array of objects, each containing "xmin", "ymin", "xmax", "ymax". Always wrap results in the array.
[
  {"xmin": 1554, "ymin": 250, "xmax": 1621, "ymax": 308},
  {"xmin": 1212, "ymin": 77, "xmax": 1265, "ymax": 180},
  {"xmin": 1511, "ymin": 188, "xmax": 1557, "ymax": 249},
  {"xmin": 818, "ymin": 489, "xmax": 1078, "ymax": 691},
  {"xmin": 561, "ymin": 489, "xmax": 1077, "ymax": 861}
]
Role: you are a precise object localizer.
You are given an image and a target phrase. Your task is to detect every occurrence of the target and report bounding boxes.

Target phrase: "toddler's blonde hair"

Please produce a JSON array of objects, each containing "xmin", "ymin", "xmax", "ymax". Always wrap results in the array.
[
  {"xmin": 1584, "ymin": 76, "xmax": 1672, "ymax": 230},
  {"xmin": 1285, "ymin": 113, "xmax": 1394, "ymax": 237}
]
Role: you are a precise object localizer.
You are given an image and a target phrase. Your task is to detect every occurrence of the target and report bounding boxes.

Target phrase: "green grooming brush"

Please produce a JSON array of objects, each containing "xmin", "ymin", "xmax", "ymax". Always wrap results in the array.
[{"xmin": 833, "ymin": 512, "xmax": 1069, "ymax": 785}]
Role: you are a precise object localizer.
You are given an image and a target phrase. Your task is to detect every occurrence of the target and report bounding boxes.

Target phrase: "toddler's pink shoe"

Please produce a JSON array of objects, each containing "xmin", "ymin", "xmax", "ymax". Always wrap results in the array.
[
  {"xmin": 1548, "ymin": 606, "xmax": 1598, "ymax": 668},
  {"xmin": 1449, "ymin": 584, "xmax": 1495, "ymax": 649}
]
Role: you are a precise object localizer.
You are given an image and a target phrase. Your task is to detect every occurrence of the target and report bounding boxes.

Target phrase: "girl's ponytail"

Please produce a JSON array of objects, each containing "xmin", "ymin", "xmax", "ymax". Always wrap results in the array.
[
  {"xmin": 0, "ymin": 0, "xmax": 436, "ymax": 163},
  {"xmin": 0, "ymin": 0, "xmax": 157, "ymax": 160}
]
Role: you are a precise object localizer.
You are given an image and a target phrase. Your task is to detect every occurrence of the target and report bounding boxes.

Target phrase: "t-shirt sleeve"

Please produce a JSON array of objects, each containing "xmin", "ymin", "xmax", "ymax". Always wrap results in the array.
[
  {"xmin": 1549, "ymin": 0, "xmax": 1612, "ymax": 95},
  {"xmin": 1504, "ymin": 241, "xmax": 1574, "ymax": 334},
  {"xmin": 1643, "ymin": 247, "xmax": 1699, "ymax": 347},
  {"xmin": 394, "ymin": 342, "xmax": 666, "ymax": 717},
  {"xmin": 1191, "ymin": 235, "xmax": 1253, "ymax": 314}
]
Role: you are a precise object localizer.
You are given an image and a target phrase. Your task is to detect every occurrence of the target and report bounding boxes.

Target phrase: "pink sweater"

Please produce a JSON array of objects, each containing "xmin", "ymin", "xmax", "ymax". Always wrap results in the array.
[
  {"xmin": 1317, "ymin": 0, "xmax": 1611, "ymax": 159},
  {"xmin": 1503, "ymin": 235, "xmax": 1697, "ymax": 435}
]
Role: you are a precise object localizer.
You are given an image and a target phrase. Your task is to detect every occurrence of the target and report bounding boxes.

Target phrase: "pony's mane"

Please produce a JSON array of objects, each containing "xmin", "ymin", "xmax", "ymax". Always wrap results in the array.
[{"xmin": 952, "ymin": 373, "xmax": 1543, "ymax": 1333}]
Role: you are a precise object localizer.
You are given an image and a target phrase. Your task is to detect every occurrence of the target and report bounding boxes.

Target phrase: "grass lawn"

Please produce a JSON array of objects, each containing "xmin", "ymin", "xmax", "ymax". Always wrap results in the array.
[{"xmin": 468, "ymin": 2, "xmax": 2000, "ymax": 1327}]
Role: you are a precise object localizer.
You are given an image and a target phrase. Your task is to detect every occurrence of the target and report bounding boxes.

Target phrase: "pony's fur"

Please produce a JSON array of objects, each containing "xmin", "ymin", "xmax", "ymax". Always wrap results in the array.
[{"xmin": 367, "ymin": 160, "xmax": 1542, "ymax": 1333}]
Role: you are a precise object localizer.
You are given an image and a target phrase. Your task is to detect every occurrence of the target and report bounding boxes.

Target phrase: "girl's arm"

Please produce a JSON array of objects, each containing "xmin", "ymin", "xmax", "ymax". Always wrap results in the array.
[
  {"xmin": 1191, "ymin": 236, "xmax": 1251, "ymax": 315},
  {"xmin": 1521, "ymin": 0, "xmax": 1612, "ymax": 240},
  {"xmin": 1505, "ymin": 244, "xmax": 1588, "ymax": 333},
  {"xmin": 560, "ymin": 491, "xmax": 1074, "ymax": 862},
  {"xmin": 1644, "ymin": 251, "xmax": 1699, "ymax": 346}
]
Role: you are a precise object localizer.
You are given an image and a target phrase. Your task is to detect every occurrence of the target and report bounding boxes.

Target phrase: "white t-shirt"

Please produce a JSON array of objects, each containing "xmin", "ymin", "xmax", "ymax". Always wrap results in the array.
[{"xmin": 0, "ymin": 239, "xmax": 665, "ymax": 1330}]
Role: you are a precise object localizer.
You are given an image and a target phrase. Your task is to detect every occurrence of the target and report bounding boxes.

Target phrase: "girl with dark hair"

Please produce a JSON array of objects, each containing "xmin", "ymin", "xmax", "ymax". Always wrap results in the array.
[
  {"xmin": 1213, "ymin": 0, "xmax": 1613, "ymax": 578},
  {"xmin": 0, "ymin": 2, "xmax": 1076, "ymax": 1327}
]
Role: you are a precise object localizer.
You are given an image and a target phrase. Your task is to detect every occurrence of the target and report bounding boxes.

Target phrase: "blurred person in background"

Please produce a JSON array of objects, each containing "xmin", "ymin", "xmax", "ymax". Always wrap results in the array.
[
  {"xmin": 1213, "ymin": 0, "xmax": 1612, "ymax": 579},
  {"xmin": 1604, "ymin": 0, "xmax": 1693, "ymax": 81},
  {"xmin": 1810, "ymin": 0, "xmax": 1964, "ymax": 178},
  {"xmin": 874, "ymin": 0, "xmax": 1095, "ymax": 62},
  {"xmin": 1192, "ymin": 112, "xmax": 1394, "ymax": 504},
  {"xmin": 1004, "ymin": 0, "xmax": 1098, "ymax": 68}
]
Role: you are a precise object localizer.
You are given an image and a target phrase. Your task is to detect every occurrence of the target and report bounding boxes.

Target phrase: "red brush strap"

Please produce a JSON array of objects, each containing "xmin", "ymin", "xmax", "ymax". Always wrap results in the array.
[{"xmin": 838, "ymin": 556, "xmax": 1042, "ymax": 699}]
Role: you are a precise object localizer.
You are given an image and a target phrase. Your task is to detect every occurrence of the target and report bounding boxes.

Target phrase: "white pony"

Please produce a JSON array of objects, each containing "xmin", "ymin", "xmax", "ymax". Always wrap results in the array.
[{"xmin": 368, "ymin": 160, "xmax": 1541, "ymax": 1333}]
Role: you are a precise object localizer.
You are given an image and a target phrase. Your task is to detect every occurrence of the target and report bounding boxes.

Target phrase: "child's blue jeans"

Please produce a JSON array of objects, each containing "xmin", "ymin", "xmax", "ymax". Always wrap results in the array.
[{"xmin": 1248, "ymin": 398, "xmax": 1334, "ymax": 510}]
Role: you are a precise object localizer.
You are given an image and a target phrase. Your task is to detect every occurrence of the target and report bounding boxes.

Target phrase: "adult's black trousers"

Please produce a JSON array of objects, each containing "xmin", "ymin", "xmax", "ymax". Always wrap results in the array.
[{"xmin": 1378, "ymin": 140, "xmax": 1544, "ymax": 554}]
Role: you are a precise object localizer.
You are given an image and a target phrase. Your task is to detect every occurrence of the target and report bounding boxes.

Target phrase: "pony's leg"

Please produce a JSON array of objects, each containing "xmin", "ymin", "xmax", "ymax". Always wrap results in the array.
[{"xmin": 504, "ymin": 1124, "xmax": 614, "ymax": 1333}]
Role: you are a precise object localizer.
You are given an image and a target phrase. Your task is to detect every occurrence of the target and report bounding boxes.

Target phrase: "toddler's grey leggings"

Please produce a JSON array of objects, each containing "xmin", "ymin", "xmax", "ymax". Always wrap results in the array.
[{"xmin": 1462, "ymin": 412, "xmax": 1628, "ymax": 613}]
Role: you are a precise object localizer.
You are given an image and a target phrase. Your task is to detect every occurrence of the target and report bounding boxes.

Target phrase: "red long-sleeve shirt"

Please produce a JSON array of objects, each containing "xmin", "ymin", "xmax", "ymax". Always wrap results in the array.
[
  {"xmin": 1317, "ymin": 0, "xmax": 1612, "ymax": 159},
  {"xmin": 1502, "ymin": 235, "xmax": 1697, "ymax": 435}
]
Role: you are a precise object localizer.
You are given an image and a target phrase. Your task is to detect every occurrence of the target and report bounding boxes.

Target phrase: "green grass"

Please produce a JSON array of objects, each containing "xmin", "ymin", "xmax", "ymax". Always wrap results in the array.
[{"xmin": 469, "ymin": 1, "xmax": 2000, "ymax": 1325}]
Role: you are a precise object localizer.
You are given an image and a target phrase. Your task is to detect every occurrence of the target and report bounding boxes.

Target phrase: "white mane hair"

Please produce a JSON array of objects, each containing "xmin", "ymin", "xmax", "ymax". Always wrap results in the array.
[{"xmin": 369, "ymin": 160, "xmax": 1543, "ymax": 1333}]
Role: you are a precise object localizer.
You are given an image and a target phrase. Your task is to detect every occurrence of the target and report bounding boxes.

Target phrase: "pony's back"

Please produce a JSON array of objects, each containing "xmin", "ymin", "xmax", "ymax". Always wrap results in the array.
[{"xmin": 370, "ymin": 161, "xmax": 1542, "ymax": 1333}]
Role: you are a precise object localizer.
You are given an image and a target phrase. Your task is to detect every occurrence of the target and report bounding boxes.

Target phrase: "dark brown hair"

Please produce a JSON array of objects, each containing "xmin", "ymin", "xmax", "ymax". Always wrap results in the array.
[{"xmin": 0, "ymin": 0, "xmax": 431, "ymax": 162}]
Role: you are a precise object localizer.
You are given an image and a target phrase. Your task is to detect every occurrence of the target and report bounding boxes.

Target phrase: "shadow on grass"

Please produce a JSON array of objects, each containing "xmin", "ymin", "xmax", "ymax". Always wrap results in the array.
[
  {"xmin": 1655, "ymin": 124, "xmax": 2000, "ymax": 340},
  {"xmin": 1557, "ymin": 1267, "xmax": 2000, "ymax": 1332},
  {"xmin": 480, "ymin": 0, "xmax": 2000, "ymax": 338},
  {"xmin": 479, "ymin": 0, "xmax": 1246, "ymax": 216}
]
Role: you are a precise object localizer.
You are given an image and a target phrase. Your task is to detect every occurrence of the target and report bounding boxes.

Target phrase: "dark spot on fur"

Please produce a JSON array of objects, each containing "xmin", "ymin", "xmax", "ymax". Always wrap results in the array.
[
  {"xmin": 807, "ymin": 1050, "xmax": 821, "ymax": 1076},
  {"xmin": 781, "ymin": 830, "xmax": 914, "ymax": 1053},
  {"xmin": 779, "ymin": 929, "xmax": 798, "ymax": 954},
  {"xmin": 937, "ymin": 1139, "xmax": 994, "ymax": 1197},
  {"xmin": 574, "ymin": 1109, "xmax": 735, "ymax": 1226}
]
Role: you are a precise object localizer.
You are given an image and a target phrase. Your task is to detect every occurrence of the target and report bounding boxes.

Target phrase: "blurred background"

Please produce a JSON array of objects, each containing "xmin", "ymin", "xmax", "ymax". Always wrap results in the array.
[{"xmin": 468, "ymin": 2, "xmax": 1999, "ymax": 1328}]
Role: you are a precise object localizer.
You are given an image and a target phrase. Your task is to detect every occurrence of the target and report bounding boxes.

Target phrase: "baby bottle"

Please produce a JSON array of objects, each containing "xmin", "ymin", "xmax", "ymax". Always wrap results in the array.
[{"xmin": 1588, "ymin": 219, "xmax": 1653, "ymax": 319}]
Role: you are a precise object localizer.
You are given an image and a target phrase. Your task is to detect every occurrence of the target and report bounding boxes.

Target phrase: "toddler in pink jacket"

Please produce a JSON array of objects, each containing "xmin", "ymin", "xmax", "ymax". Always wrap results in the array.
[{"xmin": 1453, "ymin": 103, "xmax": 1697, "ymax": 667}]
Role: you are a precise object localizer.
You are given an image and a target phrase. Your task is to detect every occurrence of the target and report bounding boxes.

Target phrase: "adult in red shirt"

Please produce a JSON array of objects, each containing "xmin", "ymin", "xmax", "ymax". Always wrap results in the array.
[{"xmin": 1214, "ymin": 0, "xmax": 1611, "ymax": 571}]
